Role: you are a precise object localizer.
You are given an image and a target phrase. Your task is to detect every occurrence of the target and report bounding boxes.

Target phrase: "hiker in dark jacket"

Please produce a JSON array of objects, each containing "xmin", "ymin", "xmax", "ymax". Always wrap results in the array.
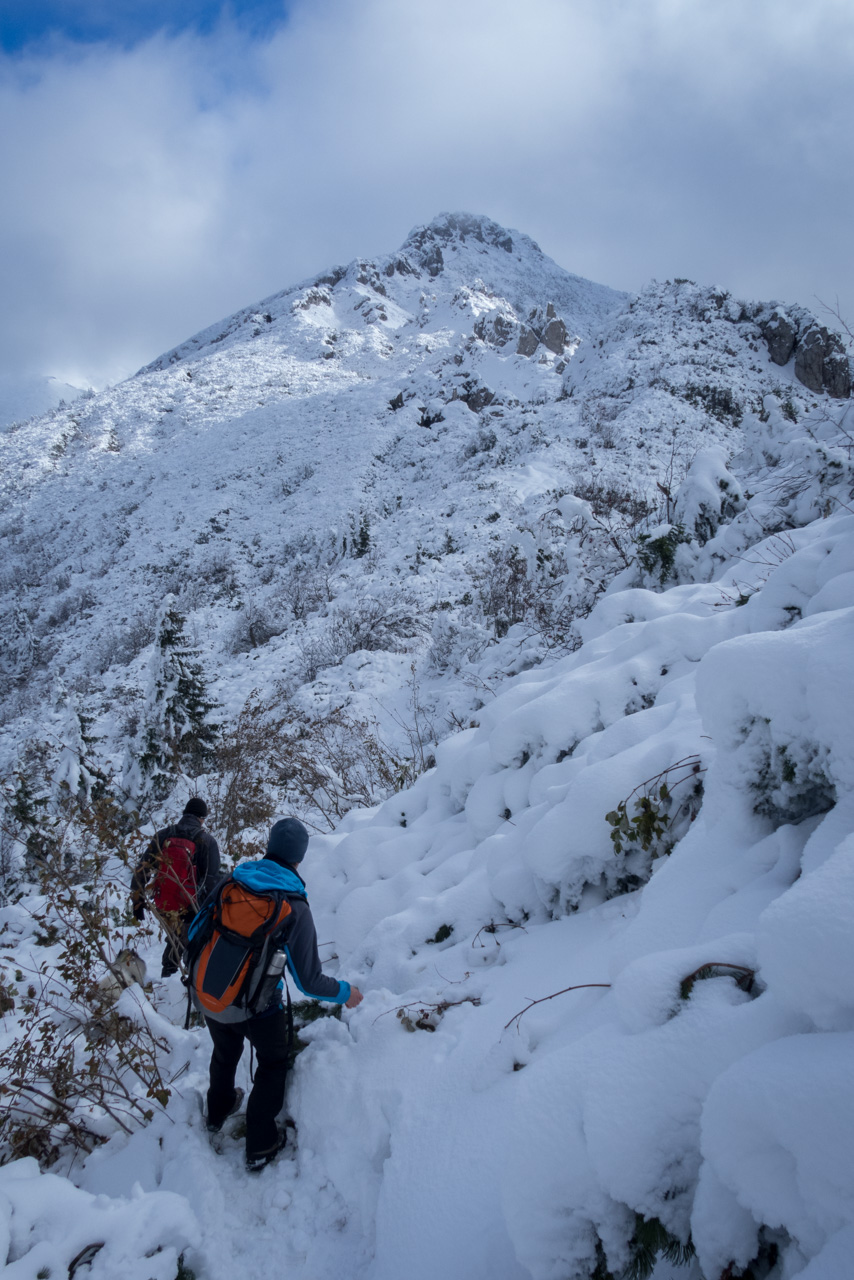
[
  {"xmin": 131, "ymin": 796, "xmax": 220, "ymax": 977},
  {"xmin": 204, "ymin": 816, "xmax": 363, "ymax": 1172}
]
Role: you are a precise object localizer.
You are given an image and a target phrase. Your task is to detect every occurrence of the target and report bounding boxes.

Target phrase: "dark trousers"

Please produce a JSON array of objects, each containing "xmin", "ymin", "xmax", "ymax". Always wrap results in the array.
[
  {"xmin": 161, "ymin": 913, "xmax": 190, "ymax": 977},
  {"xmin": 206, "ymin": 1009, "xmax": 289, "ymax": 1158}
]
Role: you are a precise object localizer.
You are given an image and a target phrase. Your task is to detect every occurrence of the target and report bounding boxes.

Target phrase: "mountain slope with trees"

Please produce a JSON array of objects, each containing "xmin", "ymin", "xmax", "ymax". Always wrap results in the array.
[{"xmin": 0, "ymin": 214, "xmax": 852, "ymax": 1280}]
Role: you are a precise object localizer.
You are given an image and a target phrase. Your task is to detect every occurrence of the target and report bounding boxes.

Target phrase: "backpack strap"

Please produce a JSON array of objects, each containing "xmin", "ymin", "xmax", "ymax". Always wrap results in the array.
[
  {"xmin": 285, "ymin": 974, "xmax": 294, "ymax": 1065},
  {"xmin": 183, "ymin": 977, "xmax": 193, "ymax": 1031}
]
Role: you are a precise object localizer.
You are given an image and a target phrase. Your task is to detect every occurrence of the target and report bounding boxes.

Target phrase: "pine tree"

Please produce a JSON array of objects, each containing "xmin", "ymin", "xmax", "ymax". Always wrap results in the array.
[
  {"xmin": 125, "ymin": 596, "xmax": 219, "ymax": 807},
  {"xmin": 51, "ymin": 682, "xmax": 98, "ymax": 810}
]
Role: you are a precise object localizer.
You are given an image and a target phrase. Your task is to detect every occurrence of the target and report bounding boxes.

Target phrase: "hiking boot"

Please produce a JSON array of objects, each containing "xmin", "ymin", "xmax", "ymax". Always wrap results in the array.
[
  {"xmin": 205, "ymin": 1087, "xmax": 245, "ymax": 1134},
  {"xmin": 245, "ymin": 1127, "xmax": 287, "ymax": 1173}
]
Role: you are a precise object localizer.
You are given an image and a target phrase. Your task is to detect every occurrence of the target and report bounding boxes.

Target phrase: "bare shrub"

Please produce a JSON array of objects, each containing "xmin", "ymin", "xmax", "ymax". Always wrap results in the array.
[
  {"xmin": 189, "ymin": 548, "xmax": 238, "ymax": 602},
  {"xmin": 0, "ymin": 823, "xmax": 21, "ymax": 902},
  {"xmin": 383, "ymin": 665, "xmax": 439, "ymax": 779},
  {"xmin": 206, "ymin": 685, "xmax": 429, "ymax": 836},
  {"xmin": 269, "ymin": 702, "xmax": 414, "ymax": 829},
  {"xmin": 461, "ymin": 427, "xmax": 498, "ymax": 460},
  {"xmin": 95, "ymin": 611, "xmax": 156, "ymax": 673},
  {"xmin": 470, "ymin": 546, "xmax": 534, "ymax": 638},
  {"xmin": 427, "ymin": 612, "xmax": 489, "ymax": 674},
  {"xmin": 298, "ymin": 594, "xmax": 426, "ymax": 681},
  {"xmin": 225, "ymin": 597, "xmax": 284, "ymax": 655},
  {"xmin": 573, "ymin": 478, "xmax": 655, "ymax": 524},
  {"xmin": 207, "ymin": 693, "xmax": 282, "ymax": 851},
  {"xmin": 0, "ymin": 791, "xmax": 175, "ymax": 1166},
  {"xmin": 274, "ymin": 561, "xmax": 336, "ymax": 621}
]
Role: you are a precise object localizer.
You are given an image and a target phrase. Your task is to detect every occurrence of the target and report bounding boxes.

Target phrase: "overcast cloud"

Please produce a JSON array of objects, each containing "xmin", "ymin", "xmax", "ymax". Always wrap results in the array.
[{"xmin": 1, "ymin": 0, "xmax": 852, "ymax": 387}]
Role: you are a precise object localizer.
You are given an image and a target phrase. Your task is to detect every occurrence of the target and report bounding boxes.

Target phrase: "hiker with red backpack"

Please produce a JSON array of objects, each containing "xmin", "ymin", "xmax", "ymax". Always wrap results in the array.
[
  {"xmin": 130, "ymin": 797, "xmax": 221, "ymax": 978},
  {"xmin": 186, "ymin": 816, "xmax": 363, "ymax": 1172}
]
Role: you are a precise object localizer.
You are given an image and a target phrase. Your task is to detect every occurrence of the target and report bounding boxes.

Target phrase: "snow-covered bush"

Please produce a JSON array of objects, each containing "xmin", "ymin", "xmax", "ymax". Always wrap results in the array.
[
  {"xmin": 426, "ymin": 610, "xmax": 488, "ymax": 674},
  {"xmin": 672, "ymin": 447, "xmax": 745, "ymax": 545},
  {"xmin": 635, "ymin": 522, "xmax": 691, "ymax": 584},
  {"xmin": 94, "ymin": 610, "xmax": 156, "ymax": 673},
  {"xmin": 224, "ymin": 597, "xmax": 283, "ymax": 654},
  {"xmin": 0, "ymin": 1159, "xmax": 199, "ymax": 1280}
]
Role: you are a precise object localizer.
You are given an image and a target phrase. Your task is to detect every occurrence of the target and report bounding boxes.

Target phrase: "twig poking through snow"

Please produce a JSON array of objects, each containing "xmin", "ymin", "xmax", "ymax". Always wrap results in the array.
[{"xmin": 505, "ymin": 983, "xmax": 612, "ymax": 1031}]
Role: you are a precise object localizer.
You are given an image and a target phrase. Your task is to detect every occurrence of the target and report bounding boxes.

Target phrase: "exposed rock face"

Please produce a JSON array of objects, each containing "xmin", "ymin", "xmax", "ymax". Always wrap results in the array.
[
  {"xmin": 516, "ymin": 326, "xmax": 540, "ymax": 357},
  {"xmin": 384, "ymin": 255, "xmax": 420, "ymax": 279},
  {"xmin": 795, "ymin": 324, "xmax": 830, "ymax": 393},
  {"xmin": 542, "ymin": 316, "xmax": 567, "ymax": 354},
  {"xmin": 460, "ymin": 381, "xmax": 495, "ymax": 413},
  {"xmin": 823, "ymin": 336, "xmax": 852, "ymax": 399},
  {"xmin": 758, "ymin": 307, "xmax": 850, "ymax": 398},
  {"xmin": 760, "ymin": 310, "xmax": 797, "ymax": 366},
  {"xmin": 403, "ymin": 213, "xmax": 517, "ymax": 277},
  {"xmin": 474, "ymin": 310, "xmax": 517, "ymax": 348},
  {"xmin": 793, "ymin": 324, "xmax": 850, "ymax": 398},
  {"xmin": 420, "ymin": 245, "xmax": 444, "ymax": 278},
  {"xmin": 515, "ymin": 304, "xmax": 569, "ymax": 357}
]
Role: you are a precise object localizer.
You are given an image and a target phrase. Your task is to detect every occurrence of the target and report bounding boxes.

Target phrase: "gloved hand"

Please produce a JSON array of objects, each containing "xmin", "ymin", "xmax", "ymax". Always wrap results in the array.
[{"xmin": 132, "ymin": 900, "xmax": 146, "ymax": 922}]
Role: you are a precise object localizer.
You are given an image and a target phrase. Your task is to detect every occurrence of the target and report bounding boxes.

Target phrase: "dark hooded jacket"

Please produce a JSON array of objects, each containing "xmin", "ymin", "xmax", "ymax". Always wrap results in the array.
[
  {"xmin": 230, "ymin": 858, "xmax": 350, "ymax": 1005},
  {"xmin": 131, "ymin": 813, "xmax": 220, "ymax": 916}
]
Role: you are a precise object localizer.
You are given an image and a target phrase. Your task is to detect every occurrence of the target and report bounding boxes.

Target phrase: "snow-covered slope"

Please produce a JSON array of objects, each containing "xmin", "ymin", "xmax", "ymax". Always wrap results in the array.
[
  {"xmin": 0, "ymin": 213, "xmax": 846, "ymax": 794},
  {"xmin": 1, "ymin": 215, "xmax": 853, "ymax": 1280},
  {"xmin": 0, "ymin": 214, "xmax": 625, "ymax": 742},
  {"xmin": 0, "ymin": 372, "xmax": 84, "ymax": 430}
]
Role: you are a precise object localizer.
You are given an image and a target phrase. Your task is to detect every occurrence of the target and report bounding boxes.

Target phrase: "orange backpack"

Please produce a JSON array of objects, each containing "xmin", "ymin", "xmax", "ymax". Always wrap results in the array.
[{"xmin": 186, "ymin": 880, "xmax": 292, "ymax": 1023}]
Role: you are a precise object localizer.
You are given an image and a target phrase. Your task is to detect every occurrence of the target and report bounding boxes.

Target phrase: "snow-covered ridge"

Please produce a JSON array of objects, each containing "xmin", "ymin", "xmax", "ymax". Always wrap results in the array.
[{"xmin": 0, "ymin": 372, "xmax": 85, "ymax": 430}]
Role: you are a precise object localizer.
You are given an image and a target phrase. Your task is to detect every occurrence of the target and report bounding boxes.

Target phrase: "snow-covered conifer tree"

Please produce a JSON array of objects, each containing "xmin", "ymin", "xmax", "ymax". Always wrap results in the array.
[
  {"xmin": 124, "ymin": 596, "xmax": 218, "ymax": 808},
  {"xmin": 51, "ymin": 681, "xmax": 96, "ymax": 810}
]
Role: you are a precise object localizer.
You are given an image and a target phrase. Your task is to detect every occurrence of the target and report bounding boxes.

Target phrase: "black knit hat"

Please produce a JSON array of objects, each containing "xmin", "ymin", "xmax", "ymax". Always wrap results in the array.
[
  {"xmin": 266, "ymin": 817, "xmax": 309, "ymax": 865},
  {"xmin": 183, "ymin": 797, "xmax": 208, "ymax": 819}
]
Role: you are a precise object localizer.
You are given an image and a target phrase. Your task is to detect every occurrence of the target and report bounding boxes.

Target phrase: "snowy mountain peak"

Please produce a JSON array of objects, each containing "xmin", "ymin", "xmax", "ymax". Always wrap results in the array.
[
  {"xmin": 399, "ymin": 211, "xmax": 524, "ymax": 271},
  {"xmin": 141, "ymin": 212, "xmax": 624, "ymax": 374}
]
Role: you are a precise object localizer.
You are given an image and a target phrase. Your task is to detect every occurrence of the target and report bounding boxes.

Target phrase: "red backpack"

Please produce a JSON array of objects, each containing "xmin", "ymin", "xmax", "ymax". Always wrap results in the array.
[{"xmin": 151, "ymin": 834, "xmax": 199, "ymax": 913}]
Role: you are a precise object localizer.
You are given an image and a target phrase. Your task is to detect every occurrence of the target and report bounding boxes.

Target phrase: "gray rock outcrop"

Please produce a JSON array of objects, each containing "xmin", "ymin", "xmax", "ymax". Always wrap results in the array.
[
  {"xmin": 542, "ymin": 316, "xmax": 568, "ymax": 354},
  {"xmin": 474, "ymin": 310, "xmax": 517, "ymax": 348},
  {"xmin": 515, "ymin": 304, "xmax": 570, "ymax": 357},
  {"xmin": 758, "ymin": 306, "xmax": 850, "ymax": 398},
  {"xmin": 794, "ymin": 324, "xmax": 829, "ymax": 393},
  {"xmin": 823, "ymin": 335, "xmax": 852, "ymax": 399},
  {"xmin": 516, "ymin": 326, "xmax": 541, "ymax": 357},
  {"xmin": 760, "ymin": 309, "xmax": 797, "ymax": 366}
]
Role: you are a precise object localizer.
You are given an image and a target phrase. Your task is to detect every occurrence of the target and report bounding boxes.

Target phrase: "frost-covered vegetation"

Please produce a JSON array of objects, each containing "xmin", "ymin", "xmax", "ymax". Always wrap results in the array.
[{"xmin": 0, "ymin": 214, "xmax": 852, "ymax": 1280}]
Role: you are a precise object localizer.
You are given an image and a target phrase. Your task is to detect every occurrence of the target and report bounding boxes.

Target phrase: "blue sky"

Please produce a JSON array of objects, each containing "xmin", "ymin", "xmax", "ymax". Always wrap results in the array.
[
  {"xmin": 0, "ymin": 0, "xmax": 852, "ymax": 388},
  {"xmin": 0, "ymin": 0, "xmax": 288, "ymax": 52}
]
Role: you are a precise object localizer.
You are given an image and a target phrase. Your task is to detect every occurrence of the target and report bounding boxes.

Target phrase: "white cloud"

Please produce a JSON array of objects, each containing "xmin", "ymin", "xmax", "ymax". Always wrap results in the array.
[{"xmin": 0, "ymin": 0, "xmax": 851, "ymax": 385}]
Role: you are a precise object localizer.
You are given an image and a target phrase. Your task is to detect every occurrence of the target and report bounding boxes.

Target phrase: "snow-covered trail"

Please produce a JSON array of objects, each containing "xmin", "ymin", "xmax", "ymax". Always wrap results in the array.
[{"xmin": 75, "ymin": 903, "xmax": 626, "ymax": 1280}]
